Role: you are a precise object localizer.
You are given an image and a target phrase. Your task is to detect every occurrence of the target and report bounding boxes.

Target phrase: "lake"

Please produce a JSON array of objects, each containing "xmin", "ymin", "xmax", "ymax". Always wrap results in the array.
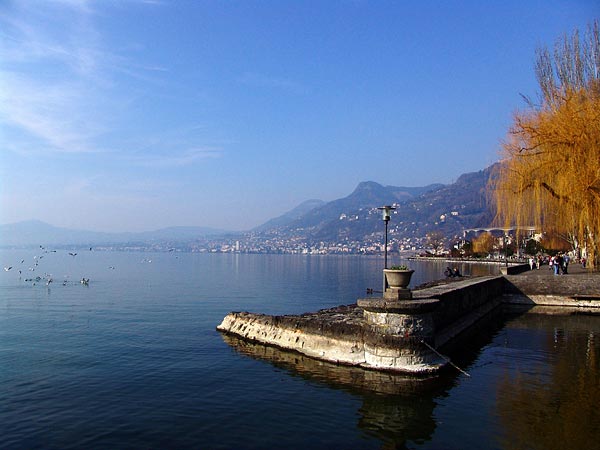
[{"xmin": 1, "ymin": 250, "xmax": 599, "ymax": 449}]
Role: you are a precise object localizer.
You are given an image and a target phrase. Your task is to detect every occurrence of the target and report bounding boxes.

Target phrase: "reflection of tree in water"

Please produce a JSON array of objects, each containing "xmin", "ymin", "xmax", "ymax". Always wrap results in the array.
[{"xmin": 496, "ymin": 313, "xmax": 600, "ymax": 450}]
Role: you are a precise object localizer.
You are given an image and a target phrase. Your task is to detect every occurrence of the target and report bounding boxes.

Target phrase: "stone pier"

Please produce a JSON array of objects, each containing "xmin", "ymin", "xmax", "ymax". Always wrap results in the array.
[{"xmin": 217, "ymin": 265, "xmax": 600, "ymax": 374}]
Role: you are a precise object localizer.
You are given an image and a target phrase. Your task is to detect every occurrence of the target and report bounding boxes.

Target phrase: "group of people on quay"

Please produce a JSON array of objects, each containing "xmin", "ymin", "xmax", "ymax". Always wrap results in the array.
[
  {"xmin": 549, "ymin": 254, "xmax": 570, "ymax": 275},
  {"xmin": 529, "ymin": 253, "xmax": 587, "ymax": 275},
  {"xmin": 529, "ymin": 254, "xmax": 576, "ymax": 275},
  {"xmin": 528, "ymin": 256, "xmax": 543, "ymax": 271}
]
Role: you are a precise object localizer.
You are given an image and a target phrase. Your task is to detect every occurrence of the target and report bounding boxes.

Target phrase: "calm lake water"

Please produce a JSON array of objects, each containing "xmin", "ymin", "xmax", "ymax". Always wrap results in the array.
[{"xmin": 1, "ymin": 250, "xmax": 599, "ymax": 449}]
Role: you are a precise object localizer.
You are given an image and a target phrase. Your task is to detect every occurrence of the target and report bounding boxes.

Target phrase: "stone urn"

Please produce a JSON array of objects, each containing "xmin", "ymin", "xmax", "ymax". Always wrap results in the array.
[{"xmin": 384, "ymin": 268, "xmax": 415, "ymax": 289}]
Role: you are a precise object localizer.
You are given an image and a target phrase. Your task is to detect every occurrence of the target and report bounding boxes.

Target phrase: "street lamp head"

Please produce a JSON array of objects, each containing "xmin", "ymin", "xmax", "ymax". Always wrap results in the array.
[{"xmin": 377, "ymin": 205, "xmax": 396, "ymax": 222}]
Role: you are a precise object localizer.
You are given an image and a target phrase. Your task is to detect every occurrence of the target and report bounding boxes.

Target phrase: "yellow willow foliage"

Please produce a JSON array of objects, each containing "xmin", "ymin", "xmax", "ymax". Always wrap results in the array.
[
  {"xmin": 540, "ymin": 234, "xmax": 571, "ymax": 253},
  {"xmin": 493, "ymin": 86, "xmax": 600, "ymax": 267},
  {"xmin": 472, "ymin": 232, "xmax": 496, "ymax": 255}
]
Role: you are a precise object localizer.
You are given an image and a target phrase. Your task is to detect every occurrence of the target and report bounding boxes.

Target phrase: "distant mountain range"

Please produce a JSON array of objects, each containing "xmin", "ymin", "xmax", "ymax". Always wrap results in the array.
[
  {"xmin": 251, "ymin": 199, "xmax": 327, "ymax": 232},
  {"xmin": 0, "ymin": 220, "xmax": 229, "ymax": 247},
  {"xmin": 1, "ymin": 164, "xmax": 498, "ymax": 247},
  {"xmin": 261, "ymin": 182, "xmax": 444, "ymax": 238},
  {"xmin": 254, "ymin": 165, "xmax": 495, "ymax": 243}
]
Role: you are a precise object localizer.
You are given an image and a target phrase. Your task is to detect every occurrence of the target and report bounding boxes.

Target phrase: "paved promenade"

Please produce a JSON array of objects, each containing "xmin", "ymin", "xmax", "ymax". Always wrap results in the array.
[{"xmin": 503, "ymin": 262, "xmax": 600, "ymax": 305}]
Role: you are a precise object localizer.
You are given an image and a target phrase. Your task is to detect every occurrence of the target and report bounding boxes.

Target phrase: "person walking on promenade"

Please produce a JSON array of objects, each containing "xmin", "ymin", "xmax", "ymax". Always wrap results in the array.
[
  {"xmin": 555, "ymin": 254, "xmax": 563, "ymax": 275},
  {"xmin": 562, "ymin": 254, "xmax": 570, "ymax": 274}
]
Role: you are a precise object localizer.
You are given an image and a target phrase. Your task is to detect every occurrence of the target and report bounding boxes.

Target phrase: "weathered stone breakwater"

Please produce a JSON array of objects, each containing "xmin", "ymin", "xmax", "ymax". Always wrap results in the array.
[{"xmin": 217, "ymin": 265, "xmax": 600, "ymax": 374}]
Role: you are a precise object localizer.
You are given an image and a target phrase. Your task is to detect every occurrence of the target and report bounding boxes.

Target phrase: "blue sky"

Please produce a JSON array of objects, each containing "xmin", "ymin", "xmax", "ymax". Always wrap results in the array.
[{"xmin": 0, "ymin": 1, "xmax": 597, "ymax": 232}]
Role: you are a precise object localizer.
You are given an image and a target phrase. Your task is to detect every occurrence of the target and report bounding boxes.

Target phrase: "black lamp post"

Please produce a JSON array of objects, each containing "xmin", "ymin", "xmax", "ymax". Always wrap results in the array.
[
  {"xmin": 378, "ymin": 205, "xmax": 396, "ymax": 291},
  {"xmin": 503, "ymin": 231, "xmax": 509, "ymax": 270}
]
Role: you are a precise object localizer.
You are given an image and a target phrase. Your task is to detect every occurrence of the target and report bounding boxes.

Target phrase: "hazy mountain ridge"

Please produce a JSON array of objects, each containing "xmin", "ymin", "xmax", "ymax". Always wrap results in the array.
[
  {"xmin": 251, "ymin": 199, "xmax": 326, "ymax": 232},
  {"xmin": 0, "ymin": 220, "xmax": 229, "ymax": 247}
]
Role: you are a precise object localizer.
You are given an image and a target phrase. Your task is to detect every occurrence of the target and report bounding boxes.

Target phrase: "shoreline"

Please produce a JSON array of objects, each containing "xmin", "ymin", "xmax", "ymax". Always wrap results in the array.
[{"xmin": 408, "ymin": 255, "xmax": 527, "ymax": 266}]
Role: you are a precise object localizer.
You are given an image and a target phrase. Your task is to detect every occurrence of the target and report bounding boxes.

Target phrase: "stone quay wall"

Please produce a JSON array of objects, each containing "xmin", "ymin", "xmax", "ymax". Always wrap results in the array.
[
  {"xmin": 217, "ymin": 266, "xmax": 600, "ymax": 374},
  {"xmin": 416, "ymin": 276, "xmax": 505, "ymax": 346},
  {"xmin": 218, "ymin": 276, "xmax": 507, "ymax": 374},
  {"xmin": 217, "ymin": 304, "xmax": 446, "ymax": 374}
]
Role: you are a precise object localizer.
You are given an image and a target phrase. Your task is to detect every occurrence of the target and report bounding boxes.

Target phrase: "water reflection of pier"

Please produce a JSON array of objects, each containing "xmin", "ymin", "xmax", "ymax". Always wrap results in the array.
[
  {"xmin": 220, "ymin": 307, "xmax": 508, "ymax": 448},
  {"xmin": 221, "ymin": 333, "xmax": 441, "ymax": 446},
  {"xmin": 222, "ymin": 306, "xmax": 600, "ymax": 448}
]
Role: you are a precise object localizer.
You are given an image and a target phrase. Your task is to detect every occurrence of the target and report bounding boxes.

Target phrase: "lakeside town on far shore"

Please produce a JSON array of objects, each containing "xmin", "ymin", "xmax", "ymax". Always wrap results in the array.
[{"xmin": 7, "ymin": 232, "xmax": 531, "ymax": 263}]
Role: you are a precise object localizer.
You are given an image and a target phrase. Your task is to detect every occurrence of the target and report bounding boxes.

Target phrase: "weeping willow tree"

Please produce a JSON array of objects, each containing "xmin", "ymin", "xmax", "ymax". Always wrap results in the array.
[
  {"xmin": 492, "ymin": 21, "xmax": 600, "ymax": 268},
  {"xmin": 472, "ymin": 232, "xmax": 496, "ymax": 256}
]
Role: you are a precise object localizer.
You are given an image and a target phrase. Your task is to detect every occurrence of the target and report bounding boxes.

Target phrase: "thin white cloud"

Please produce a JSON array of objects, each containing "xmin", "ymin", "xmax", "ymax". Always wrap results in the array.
[
  {"xmin": 0, "ymin": 1, "xmax": 101, "ymax": 74},
  {"xmin": 239, "ymin": 72, "xmax": 309, "ymax": 94},
  {"xmin": 0, "ymin": 71, "xmax": 108, "ymax": 153},
  {"xmin": 0, "ymin": 0, "xmax": 224, "ymax": 173},
  {"xmin": 0, "ymin": 1, "xmax": 171, "ymax": 156},
  {"xmin": 46, "ymin": 0, "xmax": 93, "ymax": 11},
  {"xmin": 61, "ymin": 174, "xmax": 176, "ymax": 198},
  {"xmin": 135, "ymin": 0, "xmax": 166, "ymax": 5},
  {"xmin": 130, "ymin": 148, "xmax": 223, "ymax": 168},
  {"xmin": 0, "ymin": 2, "xmax": 111, "ymax": 153}
]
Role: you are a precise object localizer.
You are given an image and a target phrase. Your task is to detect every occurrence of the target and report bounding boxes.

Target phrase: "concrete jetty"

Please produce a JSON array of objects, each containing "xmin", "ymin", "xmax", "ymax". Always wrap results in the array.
[{"xmin": 217, "ymin": 263, "xmax": 600, "ymax": 374}]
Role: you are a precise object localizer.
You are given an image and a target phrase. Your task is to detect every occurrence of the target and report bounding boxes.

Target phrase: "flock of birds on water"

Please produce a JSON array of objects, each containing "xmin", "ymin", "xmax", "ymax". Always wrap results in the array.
[
  {"xmin": 2, "ymin": 245, "xmax": 169, "ymax": 288},
  {"xmin": 1, "ymin": 245, "xmax": 157, "ymax": 288},
  {"xmin": 2, "ymin": 246, "xmax": 95, "ymax": 287}
]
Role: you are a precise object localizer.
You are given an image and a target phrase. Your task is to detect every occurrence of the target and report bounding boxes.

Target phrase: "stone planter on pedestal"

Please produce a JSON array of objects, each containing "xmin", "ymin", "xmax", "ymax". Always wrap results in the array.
[{"xmin": 383, "ymin": 269, "xmax": 414, "ymax": 300}]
